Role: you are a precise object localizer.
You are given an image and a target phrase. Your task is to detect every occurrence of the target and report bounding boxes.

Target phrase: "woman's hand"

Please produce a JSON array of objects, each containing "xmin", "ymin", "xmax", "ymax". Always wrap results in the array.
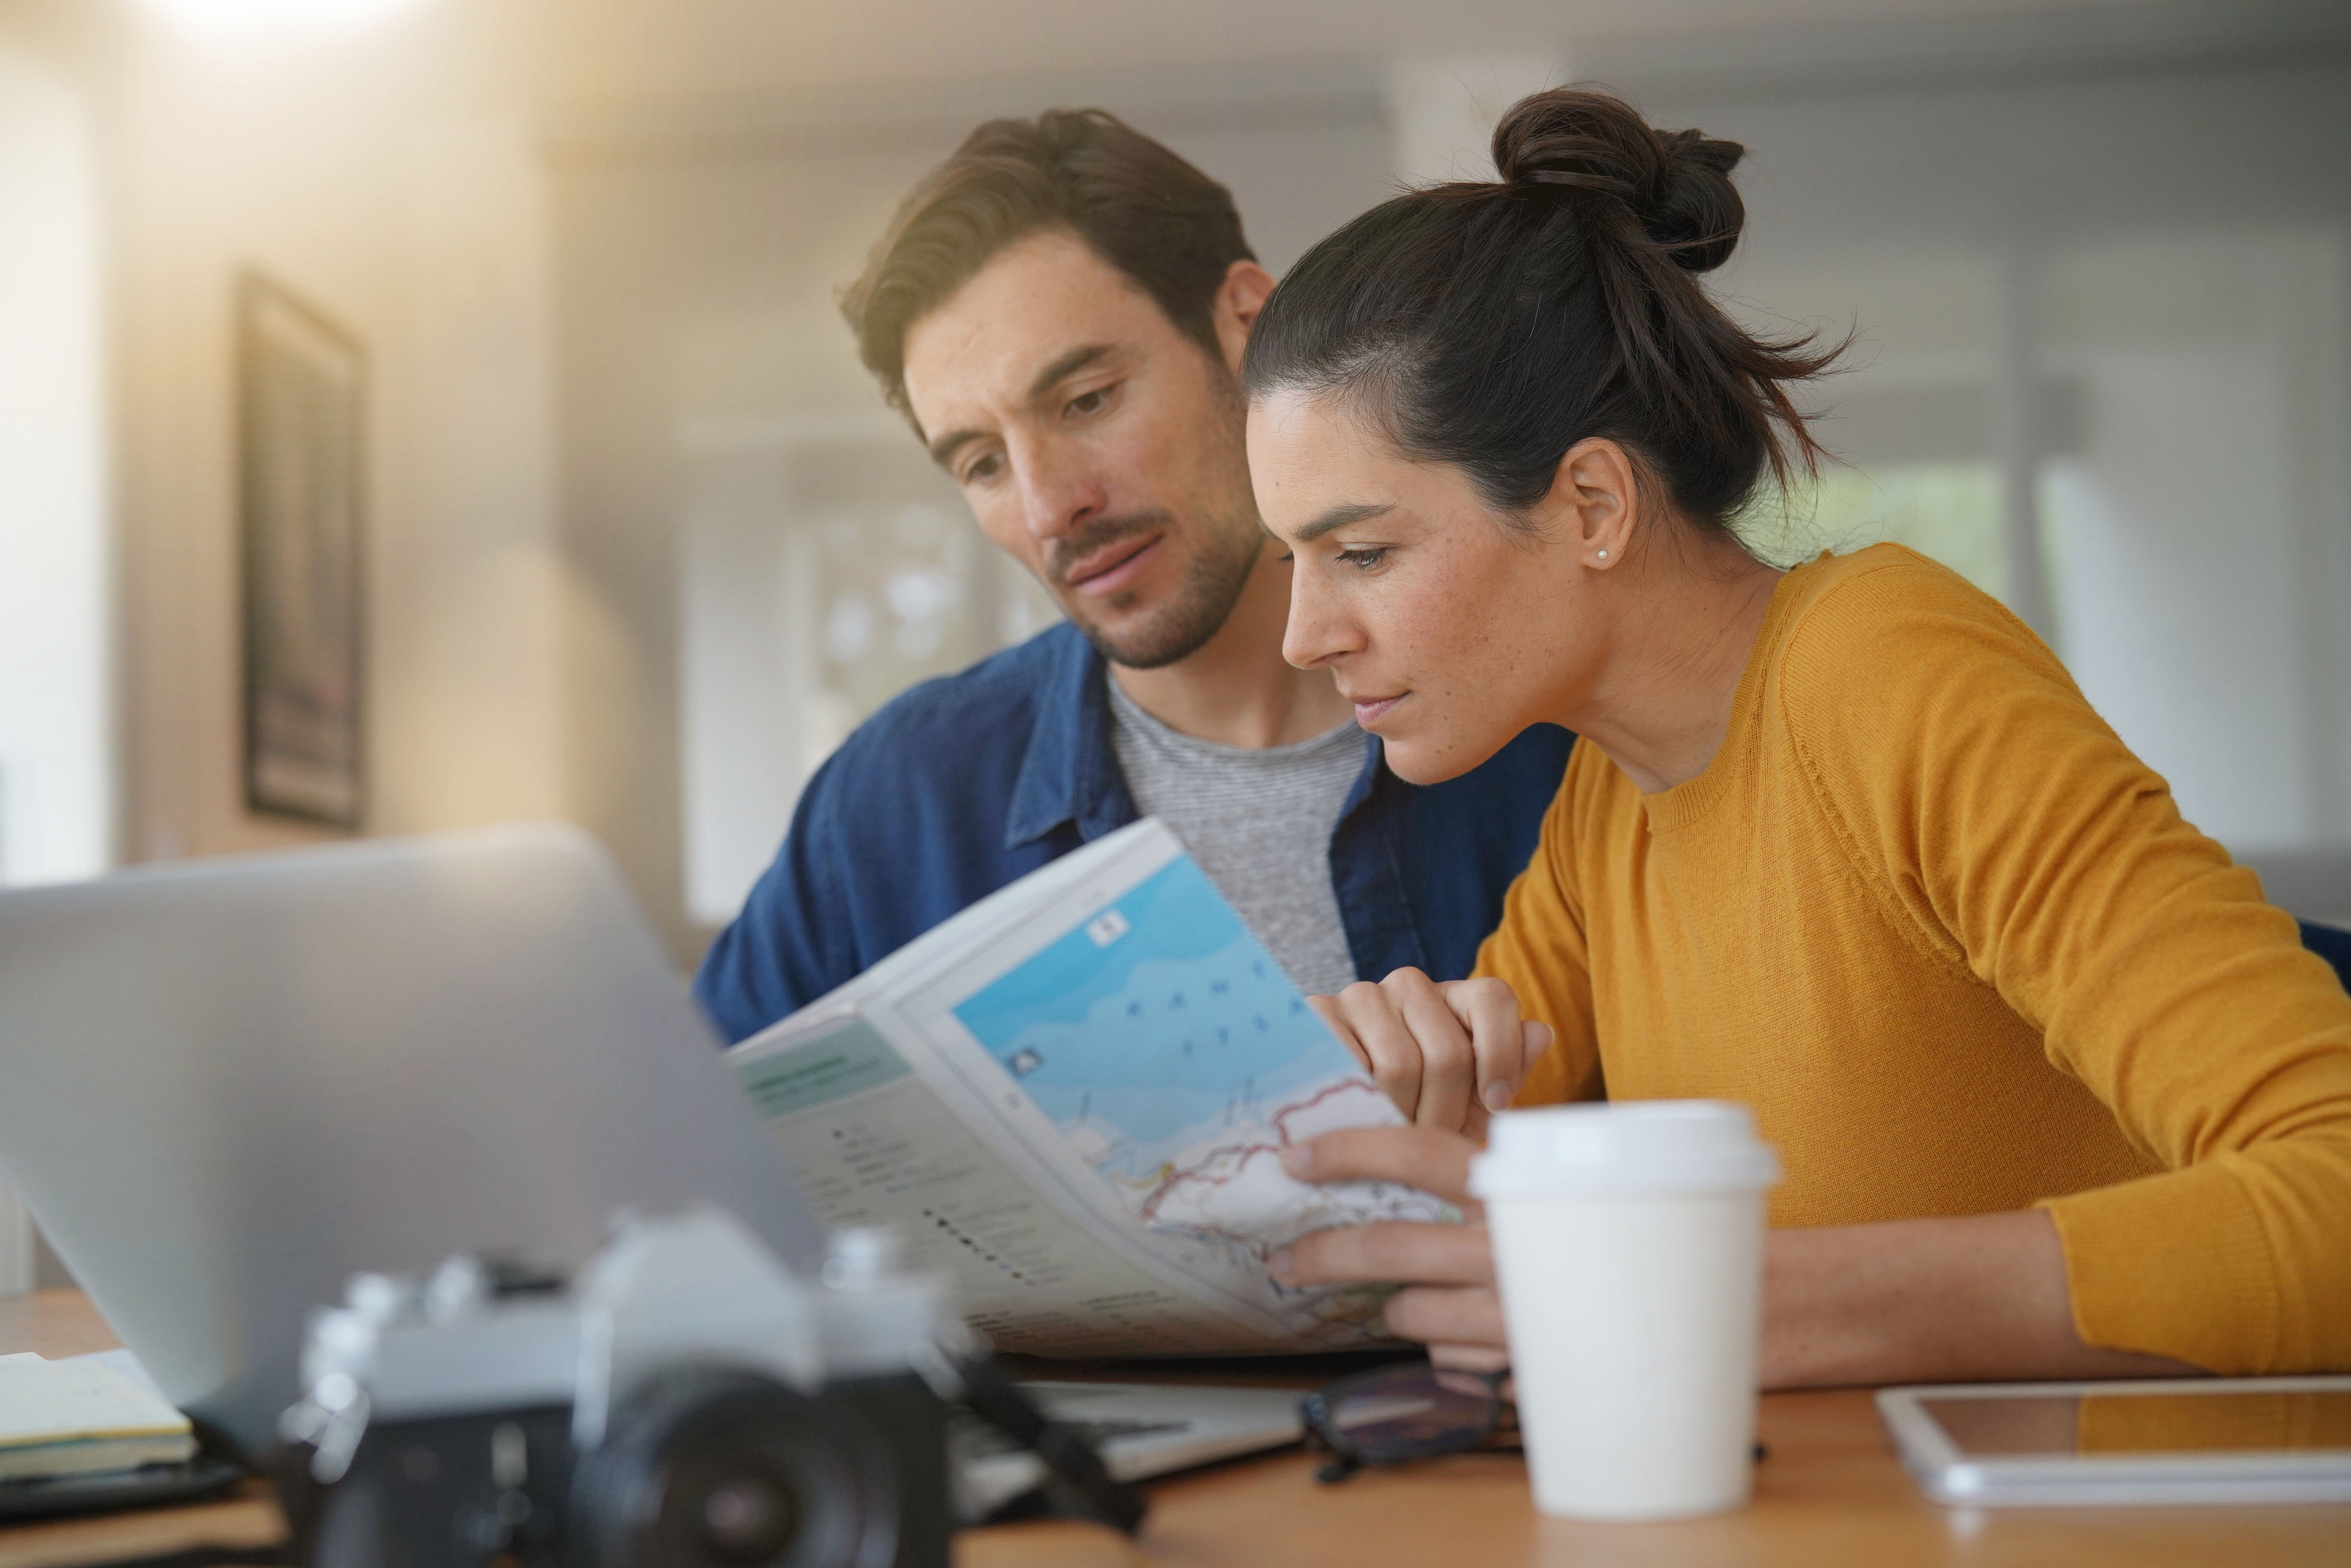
[
  {"xmin": 1309, "ymin": 970, "xmax": 1553, "ymax": 1138},
  {"xmin": 1274, "ymin": 1129, "xmax": 2203, "ymax": 1387},
  {"xmin": 1271, "ymin": 1125, "xmax": 1507, "ymax": 1356}
]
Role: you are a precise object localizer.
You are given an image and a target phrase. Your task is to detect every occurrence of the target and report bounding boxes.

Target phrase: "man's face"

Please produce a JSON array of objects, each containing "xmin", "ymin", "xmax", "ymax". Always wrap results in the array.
[{"xmin": 901, "ymin": 229, "xmax": 1267, "ymax": 670}]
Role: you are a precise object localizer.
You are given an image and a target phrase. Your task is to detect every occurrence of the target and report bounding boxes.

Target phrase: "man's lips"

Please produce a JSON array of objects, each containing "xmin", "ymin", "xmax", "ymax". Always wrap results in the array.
[
  {"xmin": 1062, "ymin": 534, "xmax": 1162, "ymax": 598},
  {"xmin": 1346, "ymin": 693, "xmax": 1405, "ymax": 728}
]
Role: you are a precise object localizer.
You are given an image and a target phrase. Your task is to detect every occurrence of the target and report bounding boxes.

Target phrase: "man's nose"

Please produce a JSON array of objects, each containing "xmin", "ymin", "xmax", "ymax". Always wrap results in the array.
[
  {"xmin": 1283, "ymin": 561, "xmax": 1364, "ymax": 671},
  {"xmin": 1013, "ymin": 440, "xmax": 1108, "ymax": 544}
]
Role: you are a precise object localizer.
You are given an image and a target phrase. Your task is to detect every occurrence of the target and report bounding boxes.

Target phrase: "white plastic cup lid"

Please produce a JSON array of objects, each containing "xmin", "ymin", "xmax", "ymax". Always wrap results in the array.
[{"xmin": 1468, "ymin": 1100, "xmax": 1782, "ymax": 1199}]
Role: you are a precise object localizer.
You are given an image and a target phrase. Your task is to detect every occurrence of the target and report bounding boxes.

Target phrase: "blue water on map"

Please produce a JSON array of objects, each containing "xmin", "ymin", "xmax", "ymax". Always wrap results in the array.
[{"xmin": 952, "ymin": 858, "xmax": 1358, "ymax": 1162}]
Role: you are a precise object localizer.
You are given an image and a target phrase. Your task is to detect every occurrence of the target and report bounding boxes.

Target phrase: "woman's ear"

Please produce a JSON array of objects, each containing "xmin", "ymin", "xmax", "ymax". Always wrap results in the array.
[
  {"xmin": 1216, "ymin": 260, "xmax": 1280, "ymax": 373},
  {"xmin": 1547, "ymin": 439, "xmax": 1641, "ymax": 570}
]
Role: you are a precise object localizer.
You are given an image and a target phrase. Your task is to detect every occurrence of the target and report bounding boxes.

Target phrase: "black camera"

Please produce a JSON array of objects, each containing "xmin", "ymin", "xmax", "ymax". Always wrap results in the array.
[{"xmin": 276, "ymin": 1211, "xmax": 1131, "ymax": 1568}]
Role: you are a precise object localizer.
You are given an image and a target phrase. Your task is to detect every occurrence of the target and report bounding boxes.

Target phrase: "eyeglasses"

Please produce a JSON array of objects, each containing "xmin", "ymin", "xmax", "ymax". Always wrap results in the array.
[
  {"xmin": 1298, "ymin": 1361, "xmax": 1517, "ymax": 1483},
  {"xmin": 1302, "ymin": 1360, "xmax": 1770, "ymax": 1486}
]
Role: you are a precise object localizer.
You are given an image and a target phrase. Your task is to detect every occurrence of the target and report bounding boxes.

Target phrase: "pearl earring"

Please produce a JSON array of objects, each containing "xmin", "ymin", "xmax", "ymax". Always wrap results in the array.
[{"xmin": 1596, "ymin": 549, "xmax": 1609, "ymax": 561}]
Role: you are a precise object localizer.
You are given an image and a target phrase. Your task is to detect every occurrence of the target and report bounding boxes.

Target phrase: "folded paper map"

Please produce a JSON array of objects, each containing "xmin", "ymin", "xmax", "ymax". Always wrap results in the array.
[{"xmin": 728, "ymin": 818, "xmax": 1445, "ymax": 1356}]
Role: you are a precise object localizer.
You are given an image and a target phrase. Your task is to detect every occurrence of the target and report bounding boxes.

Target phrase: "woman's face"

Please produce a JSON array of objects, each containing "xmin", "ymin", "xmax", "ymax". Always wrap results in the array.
[{"xmin": 1248, "ymin": 389, "xmax": 1602, "ymax": 785}]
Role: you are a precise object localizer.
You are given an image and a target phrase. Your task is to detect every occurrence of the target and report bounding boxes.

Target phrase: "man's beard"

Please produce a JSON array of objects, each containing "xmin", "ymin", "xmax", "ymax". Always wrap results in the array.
[{"xmin": 1045, "ymin": 507, "xmax": 1265, "ymax": 671}]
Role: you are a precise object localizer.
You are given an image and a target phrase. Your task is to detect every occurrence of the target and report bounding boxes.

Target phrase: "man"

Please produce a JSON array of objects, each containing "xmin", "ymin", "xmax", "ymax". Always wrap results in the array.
[{"xmin": 693, "ymin": 110, "xmax": 1570, "ymax": 1129}]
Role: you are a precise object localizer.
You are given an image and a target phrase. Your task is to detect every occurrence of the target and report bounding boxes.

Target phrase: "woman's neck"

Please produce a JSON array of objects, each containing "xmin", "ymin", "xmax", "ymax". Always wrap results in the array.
[{"xmin": 1562, "ymin": 537, "xmax": 1785, "ymax": 795}]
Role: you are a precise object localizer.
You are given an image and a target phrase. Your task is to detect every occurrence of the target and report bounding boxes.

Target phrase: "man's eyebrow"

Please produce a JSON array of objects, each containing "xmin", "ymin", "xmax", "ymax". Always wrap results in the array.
[
  {"xmin": 1295, "ymin": 503, "xmax": 1394, "ymax": 542},
  {"xmin": 924, "ymin": 344, "xmax": 1118, "ymax": 470},
  {"xmin": 1027, "ymin": 343, "xmax": 1114, "ymax": 404},
  {"xmin": 926, "ymin": 426, "xmax": 986, "ymax": 469}
]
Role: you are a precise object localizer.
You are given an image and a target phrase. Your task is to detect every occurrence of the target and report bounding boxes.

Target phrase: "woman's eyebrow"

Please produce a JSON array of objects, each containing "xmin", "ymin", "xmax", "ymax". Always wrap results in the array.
[{"xmin": 1296, "ymin": 502, "xmax": 1394, "ymax": 542}]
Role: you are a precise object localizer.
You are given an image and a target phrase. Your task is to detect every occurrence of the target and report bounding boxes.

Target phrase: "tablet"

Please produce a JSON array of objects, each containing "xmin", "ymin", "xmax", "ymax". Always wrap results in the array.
[{"xmin": 1877, "ymin": 1378, "xmax": 2351, "ymax": 1506}]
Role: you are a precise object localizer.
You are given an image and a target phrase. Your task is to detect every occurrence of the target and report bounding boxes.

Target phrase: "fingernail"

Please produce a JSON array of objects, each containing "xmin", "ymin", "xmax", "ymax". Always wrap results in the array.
[
  {"xmin": 1280, "ymin": 1143, "xmax": 1313, "ymax": 1178},
  {"xmin": 1269, "ymin": 1248, "xmax": 1293, "ymax": 1279},
  {"xmin": 1483, "ymin": 1080, "xmax": 1514, "ymax": 1113}
]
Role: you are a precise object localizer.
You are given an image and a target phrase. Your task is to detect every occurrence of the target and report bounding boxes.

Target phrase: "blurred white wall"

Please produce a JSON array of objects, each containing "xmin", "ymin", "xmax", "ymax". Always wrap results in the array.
[
  {"xmin": 1666, "ymin": 47, "xmax": 2351, "ymax": 857},
  {"xmin": 547, "ymin": 70, "xmax": 1408, "ymax": 950},
  {"xmin": 0, "ymin": 35, "xmax": 104, "ymax": 1292},
  {"xmin": 0, "ymin": 43, "xmax": 110, "ymax": 892},
  {"xmin": 1383, "ymin": 56, "xmax": 1564, "ymax": 184},
  {"xmin": 71, "ymin": 0, "xmax": 570, "ymax": 865},
  {"xmin": 3, "ymin": 0, "xmax": 2344, "ymax": 965}
]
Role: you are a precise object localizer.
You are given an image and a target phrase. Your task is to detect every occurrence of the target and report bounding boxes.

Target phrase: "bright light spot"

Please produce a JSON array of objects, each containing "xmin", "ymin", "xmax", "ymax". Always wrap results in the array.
[{"xmin": 137, "ymin": 0, "xmax": 436, "ymax": 45}]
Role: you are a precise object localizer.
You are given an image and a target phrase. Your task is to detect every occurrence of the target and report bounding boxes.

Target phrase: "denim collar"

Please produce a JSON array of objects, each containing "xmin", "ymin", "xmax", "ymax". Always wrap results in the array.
[
  {"xmin": 1004, "ymin": 626, "xmax": 1136, "ymax": 849},
  {"xmin": 1003, "ymin": 622, "xmax": 1392, "ymax": 851}
]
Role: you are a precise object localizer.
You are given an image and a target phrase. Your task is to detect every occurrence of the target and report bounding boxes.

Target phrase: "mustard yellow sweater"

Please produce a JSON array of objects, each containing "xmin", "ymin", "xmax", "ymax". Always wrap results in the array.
[{"xmin": 1487, "ymin": 545, "xmax": 2351, "ymax": 1373}]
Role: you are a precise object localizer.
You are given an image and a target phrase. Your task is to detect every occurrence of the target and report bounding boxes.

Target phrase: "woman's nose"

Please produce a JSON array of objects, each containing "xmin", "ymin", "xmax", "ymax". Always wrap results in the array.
[{"xmin": 1283, "ymin": 562, "xmax": 1364, "ymax": 670}]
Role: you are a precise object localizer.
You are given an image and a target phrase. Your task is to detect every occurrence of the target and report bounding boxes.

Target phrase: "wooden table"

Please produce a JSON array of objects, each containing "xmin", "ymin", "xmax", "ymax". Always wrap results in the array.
[{"xmin": 4, "ymin": 1291, "xmax": 2345, "ymax": 1567}]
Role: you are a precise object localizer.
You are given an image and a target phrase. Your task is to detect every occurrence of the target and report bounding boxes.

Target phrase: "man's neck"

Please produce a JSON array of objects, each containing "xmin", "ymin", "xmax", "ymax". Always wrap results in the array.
[{"xmin": 1108, "ymin": 542, "xmax": 1355, "ymax": 749}]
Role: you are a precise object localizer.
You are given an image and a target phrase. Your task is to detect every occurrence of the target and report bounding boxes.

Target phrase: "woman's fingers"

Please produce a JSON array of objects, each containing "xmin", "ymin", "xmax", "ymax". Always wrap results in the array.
[
  {"xmin": 1519, "ymin": 1020, "xmax": 1555, "ymax": 1099},
  {"xmin": 1282, "ymin": 1125, "xmax": 1478, "ymax": 1206},
  {"xmin": 1326, "ymin": 978, "xmax": 1433, "ymax": 1121},
  {"xmin": 1274, "ymin": 1127, "xmax": 1509, "ymax": 1353},
  {"xmin": 1381, "ymin": 968, "xmax": 1477, "ymax": 1130},
  {"xmin": 1274, "ymin": 1218, "xmax": 1496, "ymax": 1288},
  {"xmin": 1306, "ymin": 993, "xmax": 1374, "ymax": 1076},
  {"xmin": 1383, "ymin": 1287, "xmax": 1509, "ymax": 1351},
  {"xmin": 1313, "ymin": 972, "xmax": 1552, "ymax": 1136},
  {"xmin": 1436, "ymin": 976, "xmax": 1526, "ymax": 1116}
]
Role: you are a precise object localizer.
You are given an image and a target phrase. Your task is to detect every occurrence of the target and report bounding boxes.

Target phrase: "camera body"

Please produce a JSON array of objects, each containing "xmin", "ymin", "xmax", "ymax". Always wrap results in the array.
[{"xmin": 279, "ymin": 1210, "xmax": 959, "ymax": 1568}]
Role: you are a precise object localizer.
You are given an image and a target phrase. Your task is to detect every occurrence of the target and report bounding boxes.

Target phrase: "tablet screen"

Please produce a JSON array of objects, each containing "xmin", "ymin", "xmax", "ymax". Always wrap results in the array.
[{"xmin": 1923, "ymin": 1390, "xmax": 2351, "ymax": 1458}]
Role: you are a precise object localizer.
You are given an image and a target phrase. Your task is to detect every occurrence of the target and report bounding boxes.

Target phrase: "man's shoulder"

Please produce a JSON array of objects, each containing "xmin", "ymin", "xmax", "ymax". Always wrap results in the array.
[{"xmin": 816, "ymin": 620, "xmax": 1088, "ymax": 791}]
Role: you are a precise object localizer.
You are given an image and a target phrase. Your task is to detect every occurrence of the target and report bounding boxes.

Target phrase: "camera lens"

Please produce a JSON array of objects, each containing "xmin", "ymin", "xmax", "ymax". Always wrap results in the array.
[
  {"xmin": 570, "ymin": 1366, "xmax": 899, "ymax": 1568},
  {"xmin": 693, "ymin": 1472, "xmax": 796, "ymax": 1562}
]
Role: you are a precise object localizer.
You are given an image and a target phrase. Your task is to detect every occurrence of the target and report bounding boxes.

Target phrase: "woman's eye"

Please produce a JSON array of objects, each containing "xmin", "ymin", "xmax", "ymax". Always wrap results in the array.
[{"xmin": 1337, "ymin": 547, "xmax": 1390, "ymax": 571}]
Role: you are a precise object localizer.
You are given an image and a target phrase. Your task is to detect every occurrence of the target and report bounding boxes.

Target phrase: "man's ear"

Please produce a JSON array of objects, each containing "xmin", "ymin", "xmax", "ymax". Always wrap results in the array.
[{"xmin": 1214, "ymin": 260, "xmax": 1279, "ymax": 374}]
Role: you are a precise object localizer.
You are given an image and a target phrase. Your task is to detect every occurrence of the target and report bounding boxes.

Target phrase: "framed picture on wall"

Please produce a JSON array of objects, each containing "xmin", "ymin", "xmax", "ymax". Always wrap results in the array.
[{"xmin": 236, "ymin": 271, "xmax": 365, "ymax": 828}]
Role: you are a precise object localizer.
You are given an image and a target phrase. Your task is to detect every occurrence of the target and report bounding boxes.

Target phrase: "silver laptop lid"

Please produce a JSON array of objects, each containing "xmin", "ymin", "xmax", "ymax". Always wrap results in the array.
[{"xmin": 0, "ymin": 824, "xmax": 822, "ymax": 1452}]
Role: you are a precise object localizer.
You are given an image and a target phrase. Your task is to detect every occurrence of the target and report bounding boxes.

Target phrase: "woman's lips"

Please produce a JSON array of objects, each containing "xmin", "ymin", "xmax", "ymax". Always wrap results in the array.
[
  {"xmin": 1065, "ymin": 535, "xmax": 1162, "ymax": 598},
  {"xmin": 1351, "ymin": 694, "xmax": 1404, "ymax": 728}
]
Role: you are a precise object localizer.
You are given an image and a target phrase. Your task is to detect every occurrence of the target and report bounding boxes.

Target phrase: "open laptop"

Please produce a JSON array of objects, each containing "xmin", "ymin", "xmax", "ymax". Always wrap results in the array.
[{"xmin": 0, "ymin": 826, "xmax": 1298, "ymax": 1492}]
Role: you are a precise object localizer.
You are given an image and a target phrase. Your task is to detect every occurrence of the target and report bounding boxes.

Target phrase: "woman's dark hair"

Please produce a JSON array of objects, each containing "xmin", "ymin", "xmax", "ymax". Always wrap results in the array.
[
  {"xmin": 844, "ymin": 109, "xmax": 1255, "ymax": 419},
  {"xmin": 1243, "ymin": 88, "xmax": 1837, "ymax": 532}
]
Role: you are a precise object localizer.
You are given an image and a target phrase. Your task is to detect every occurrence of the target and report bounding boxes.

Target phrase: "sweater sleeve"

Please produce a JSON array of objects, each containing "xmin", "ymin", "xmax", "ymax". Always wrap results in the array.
[
  {"xmin": 1778, "ymin": 555, "xmax": 2351, "ymax": 1373},
  {"xmin": 1473, "ymin": 751, "xmax": 1604, "ymax": 1108}
]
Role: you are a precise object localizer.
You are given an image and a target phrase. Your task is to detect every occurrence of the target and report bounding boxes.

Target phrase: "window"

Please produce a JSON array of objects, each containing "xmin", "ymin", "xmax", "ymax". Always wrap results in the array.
[
  {"xmin": 677, "ymin": 420, "xmax": 1057, "ymax": 928},
  {"xmin": 0, "ymin": 42, "xmax": 110, "ymax": 1294},
  {"xmin": 0, "ymin": 45, "xmax": 110, "ymax": 893}
]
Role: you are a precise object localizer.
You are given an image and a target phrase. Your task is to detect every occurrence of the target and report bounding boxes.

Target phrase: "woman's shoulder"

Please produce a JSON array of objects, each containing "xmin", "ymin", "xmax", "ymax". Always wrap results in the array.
[
  {"xmin": 1769, "ymin": 542, "xmax": 2070, "ymax": 707},
  {"xmin": 1780, "ymin": 540, "xmax": 2019, "ymax": 626}
]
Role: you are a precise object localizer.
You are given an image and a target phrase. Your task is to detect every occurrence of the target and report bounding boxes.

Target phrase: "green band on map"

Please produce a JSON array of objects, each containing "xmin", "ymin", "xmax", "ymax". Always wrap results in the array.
[{"xmin": 737, "ymin": 1017, "xmax": 913, "ymax": 1117}]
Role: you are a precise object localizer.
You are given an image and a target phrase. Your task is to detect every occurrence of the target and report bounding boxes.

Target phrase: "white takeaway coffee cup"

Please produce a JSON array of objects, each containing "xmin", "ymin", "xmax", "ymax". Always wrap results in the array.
[{"xmin": 1468, "ymin": 1100, "xmax": 1781, "ymax": 1521}]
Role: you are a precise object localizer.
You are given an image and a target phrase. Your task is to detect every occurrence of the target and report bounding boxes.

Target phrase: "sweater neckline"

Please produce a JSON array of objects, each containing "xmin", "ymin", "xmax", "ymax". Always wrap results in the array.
[{"xmin": 1638, "ymin": 556, "xmax": 1816, "ymax": 835}]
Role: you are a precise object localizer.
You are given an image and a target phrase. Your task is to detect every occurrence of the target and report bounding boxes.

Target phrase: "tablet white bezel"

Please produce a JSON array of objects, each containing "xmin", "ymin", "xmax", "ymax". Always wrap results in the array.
[{"xmin": 1876, "ymin": 1377, "xmax": 2351, "ymax": 1507}]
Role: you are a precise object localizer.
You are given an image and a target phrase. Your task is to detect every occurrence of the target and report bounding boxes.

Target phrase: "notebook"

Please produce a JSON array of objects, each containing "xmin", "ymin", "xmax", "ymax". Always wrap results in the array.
[{"xmin": 0, "ymin": 1352, "xmax": 197, "ymax": 1480}]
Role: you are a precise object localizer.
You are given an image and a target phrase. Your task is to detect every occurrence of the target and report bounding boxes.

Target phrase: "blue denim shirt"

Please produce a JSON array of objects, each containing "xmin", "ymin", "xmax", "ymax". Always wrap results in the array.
[{"xmin": 694, "ymin": 622, "xmax": 1575, "ymax": 1043}]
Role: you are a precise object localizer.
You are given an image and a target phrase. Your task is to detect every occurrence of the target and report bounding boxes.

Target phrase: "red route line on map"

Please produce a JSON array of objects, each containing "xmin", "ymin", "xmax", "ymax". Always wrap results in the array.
[{"xmin": 1134, "ymin": 1077, "xmax": 1383, "ymax": 1223}]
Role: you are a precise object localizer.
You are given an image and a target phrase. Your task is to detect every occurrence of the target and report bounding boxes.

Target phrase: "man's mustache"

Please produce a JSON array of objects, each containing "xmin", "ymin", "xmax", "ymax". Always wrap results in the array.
[{"xmin": 1044, "ymin": 511, "xmax": 1175, "ymax": 588}]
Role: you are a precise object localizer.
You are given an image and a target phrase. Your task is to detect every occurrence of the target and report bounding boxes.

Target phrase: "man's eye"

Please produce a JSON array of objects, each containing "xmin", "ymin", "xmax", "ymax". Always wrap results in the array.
[
  {"xmin": 1066, "ymin": 386, "xmax": 1112, "ymax": 417},
  {"xmin": 963, "ymin": 452, "xmax": 1003, "ymax": 483},
  {"xmin": 1337, "ymin": 547, "xmax": 1390, "ymax": 571}
]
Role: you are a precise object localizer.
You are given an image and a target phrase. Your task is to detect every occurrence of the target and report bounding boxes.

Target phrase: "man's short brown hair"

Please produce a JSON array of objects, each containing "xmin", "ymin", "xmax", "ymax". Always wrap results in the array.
[{"xmin": 842, "ymin": 109, "xmax": 1256, "ymax": 421}]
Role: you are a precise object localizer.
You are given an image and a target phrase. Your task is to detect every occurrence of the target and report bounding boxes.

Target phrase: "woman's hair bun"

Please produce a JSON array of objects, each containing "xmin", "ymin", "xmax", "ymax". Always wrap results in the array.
[{"xmin": 1490, "ymin": 88, "xmax": 1747, "ymax": 274}]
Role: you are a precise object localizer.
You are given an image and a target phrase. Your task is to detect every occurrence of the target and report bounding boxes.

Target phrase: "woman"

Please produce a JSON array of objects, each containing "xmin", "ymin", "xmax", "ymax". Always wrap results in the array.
[{"xmin": 1244, "ymin": 88, "xmax": 2351, "ymax": 1384}]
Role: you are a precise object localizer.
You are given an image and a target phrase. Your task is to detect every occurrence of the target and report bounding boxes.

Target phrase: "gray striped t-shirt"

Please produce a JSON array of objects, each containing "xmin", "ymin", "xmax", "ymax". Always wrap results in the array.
[{"xmin": 1106, "ymin": 676, "xmax": 1366, "ymax": 999}]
